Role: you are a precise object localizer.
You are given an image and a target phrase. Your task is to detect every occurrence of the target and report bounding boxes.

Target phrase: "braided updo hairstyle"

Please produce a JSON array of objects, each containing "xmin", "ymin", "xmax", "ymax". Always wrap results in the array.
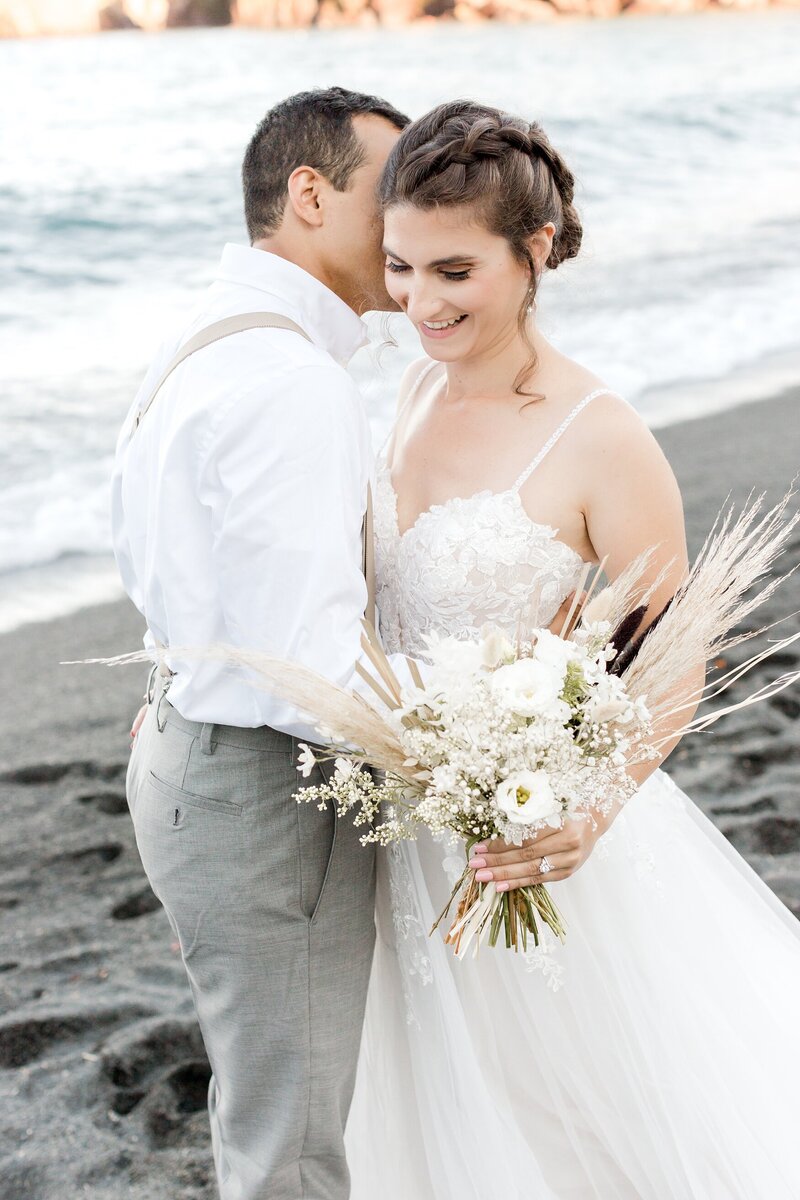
[{"xmin": 380, "ymin": 100, "xmax": 582, "ymax": 393}]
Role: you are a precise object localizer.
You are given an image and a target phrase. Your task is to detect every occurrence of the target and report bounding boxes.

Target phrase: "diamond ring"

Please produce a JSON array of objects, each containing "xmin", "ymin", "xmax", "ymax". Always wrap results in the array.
[{"xmin": 539, "ymin": 856, "xmax": 552, "ymax": 875}]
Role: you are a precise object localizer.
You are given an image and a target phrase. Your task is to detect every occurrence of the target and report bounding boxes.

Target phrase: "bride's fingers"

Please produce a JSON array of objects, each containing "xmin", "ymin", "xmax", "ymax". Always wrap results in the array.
[
  {"xmin": 484, "ymin": 851, "xmax": 575, "ymax": 889},
  {"xmin": 472, "ymin": 827, "xmax": 577, "ymax": 868}
]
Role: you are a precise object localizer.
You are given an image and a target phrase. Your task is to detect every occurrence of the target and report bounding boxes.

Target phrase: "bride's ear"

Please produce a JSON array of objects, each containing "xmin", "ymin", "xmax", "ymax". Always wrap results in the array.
[{"xmin": 528, "ymin": 223, "xmax": 556, "ymax": 276}]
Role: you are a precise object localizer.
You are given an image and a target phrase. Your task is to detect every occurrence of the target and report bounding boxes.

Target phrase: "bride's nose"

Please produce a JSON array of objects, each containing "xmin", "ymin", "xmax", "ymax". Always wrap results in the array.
[{"xmin": 405, "ymin": 281, "xmax": 443, "ymax": 326}]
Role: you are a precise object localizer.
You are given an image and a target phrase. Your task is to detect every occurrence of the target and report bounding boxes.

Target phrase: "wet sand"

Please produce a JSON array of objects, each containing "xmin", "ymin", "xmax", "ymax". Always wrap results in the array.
[{"xmin": 0, "ymin": 386, "xmax": 798, "ymax": 1198}]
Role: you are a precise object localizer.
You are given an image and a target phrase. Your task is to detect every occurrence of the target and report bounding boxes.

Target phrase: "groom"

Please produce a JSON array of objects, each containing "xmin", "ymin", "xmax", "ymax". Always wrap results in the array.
[{"xmin": 112, "ymin": 88, "xmax": 414, "ymax": 1200}]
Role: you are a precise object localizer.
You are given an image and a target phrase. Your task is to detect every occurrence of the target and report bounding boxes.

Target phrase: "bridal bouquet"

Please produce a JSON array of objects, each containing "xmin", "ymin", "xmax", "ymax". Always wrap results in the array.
[
  {"xmin": 294, "ymin": 619, "xmax": 654, "ymax": 956},
  {"xmin": 85, "ymin": 493, "xmax": 800, "ymax": 958}
]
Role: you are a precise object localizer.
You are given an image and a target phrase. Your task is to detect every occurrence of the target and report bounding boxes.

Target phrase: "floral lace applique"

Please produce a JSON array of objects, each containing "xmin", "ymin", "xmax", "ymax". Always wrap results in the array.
[
  {"xmin": 522, "ymin": 927, "xmax": 566, "ymax": 991},
  {"xmin": 374, "ymin": 463, "xmax": 587, "ymax": 659},
  {"xmin": 386, "ymin": 842, "xmax": 433, "ymax": 1028}
]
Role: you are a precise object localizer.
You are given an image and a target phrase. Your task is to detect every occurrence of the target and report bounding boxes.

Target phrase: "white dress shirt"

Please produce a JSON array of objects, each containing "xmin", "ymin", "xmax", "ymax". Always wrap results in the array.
[{"xmin": 111, "ymin": 243, "xmax": 413, "ymax": 738}]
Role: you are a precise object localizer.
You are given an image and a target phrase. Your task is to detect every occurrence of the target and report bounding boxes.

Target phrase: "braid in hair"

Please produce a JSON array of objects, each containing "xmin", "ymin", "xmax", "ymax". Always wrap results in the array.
[{"xmin": 525, "ymin": 122, "xmax": 582, "ymax": 268}]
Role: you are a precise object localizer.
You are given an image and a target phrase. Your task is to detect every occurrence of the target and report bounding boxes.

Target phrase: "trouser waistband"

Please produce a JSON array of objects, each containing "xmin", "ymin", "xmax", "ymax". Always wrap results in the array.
[{"xmin": 149, "ymin": 669, "xmax": 292, "ymax": 753}]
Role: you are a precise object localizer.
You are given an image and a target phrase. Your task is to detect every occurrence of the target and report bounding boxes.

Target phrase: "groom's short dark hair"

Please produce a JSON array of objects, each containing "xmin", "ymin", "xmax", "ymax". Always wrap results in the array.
[{"xmin": 242, "ymin": 86, "xmax": 410, "ymax": 241}]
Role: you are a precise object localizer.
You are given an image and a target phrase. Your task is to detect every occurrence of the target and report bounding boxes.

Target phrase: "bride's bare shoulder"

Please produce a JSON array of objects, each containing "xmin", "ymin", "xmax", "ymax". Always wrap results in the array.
[{"xmin": 577, "ymin": 388, "xmax": 681, "ymax": 505}]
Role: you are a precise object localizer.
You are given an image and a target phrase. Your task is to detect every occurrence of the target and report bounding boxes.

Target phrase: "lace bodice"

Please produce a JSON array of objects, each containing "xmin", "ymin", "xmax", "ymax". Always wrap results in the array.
[{"xmin": 375, "ymin": 364, "xmax": 615, "ymax": 659}]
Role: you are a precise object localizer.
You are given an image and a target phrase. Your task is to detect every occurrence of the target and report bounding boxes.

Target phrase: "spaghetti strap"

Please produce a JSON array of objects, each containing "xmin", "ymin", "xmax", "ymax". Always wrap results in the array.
[
  {"xmin": 378, "ymin": 359, "xmax": 442, "ymax": 459},
  {"xmin": 512, "ymin": 387, "xmax": 618, "ymax": 493}
]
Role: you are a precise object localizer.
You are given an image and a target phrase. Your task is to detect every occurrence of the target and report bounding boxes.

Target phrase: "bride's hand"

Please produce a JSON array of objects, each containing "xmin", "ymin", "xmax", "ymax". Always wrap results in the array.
[
  {"xmin": 467, "ymin": 811, "xmax": 615, "ymax": 891},
  {"xmin": 547, "ymin": 589, "xmax": 585, "ymax": 637}
]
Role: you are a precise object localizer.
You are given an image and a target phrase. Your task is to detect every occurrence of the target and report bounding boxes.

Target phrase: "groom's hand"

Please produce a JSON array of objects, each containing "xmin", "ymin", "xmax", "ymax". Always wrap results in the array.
[{"xmin": 130, "ymin": 703, "xmax": 147, "ymax": 745}]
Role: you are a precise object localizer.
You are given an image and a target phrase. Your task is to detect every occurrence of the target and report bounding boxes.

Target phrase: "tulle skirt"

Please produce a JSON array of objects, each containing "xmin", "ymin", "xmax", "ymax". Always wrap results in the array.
[{"xmin": 345, "ymin": 768, "xmax": 800, "ymax": 1199}]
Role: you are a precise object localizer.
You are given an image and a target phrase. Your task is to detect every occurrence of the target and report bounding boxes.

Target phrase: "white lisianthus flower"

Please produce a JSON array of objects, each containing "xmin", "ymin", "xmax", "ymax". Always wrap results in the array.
[
  {"xmin": 491, "ymin": 658, "xmax": 569, "ymax": 719},
  {"xmin": 532, "ymin": 629, "xmax": 579, "ymax": 672},
  {"xmin": 496, "ymin": 770, "xmax": 562, "ymax": 825},
  {"xmin": 297, "ymin": 743, "xmax": 316, "ymax": 778}
]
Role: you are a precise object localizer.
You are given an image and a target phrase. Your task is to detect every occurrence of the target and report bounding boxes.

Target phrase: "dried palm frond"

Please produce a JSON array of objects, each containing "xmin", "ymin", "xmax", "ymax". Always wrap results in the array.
[
  {"xmin": 73, "ymin": 643, "xmax": 411, "ymax": 779},
  {"xmin": 610, "ymin": 596, "xmax": 674, "ymax": 677},
  {"xmin": 621, "ymin": 490, "xmax": 799, "ymax": 715},
  {"xmin": 606, "ymin": 603, "xmax": 648, "ymax": 672},
  {"xmin": 580, "ymin": 547, "xmax": 666, "ymax": 636}
]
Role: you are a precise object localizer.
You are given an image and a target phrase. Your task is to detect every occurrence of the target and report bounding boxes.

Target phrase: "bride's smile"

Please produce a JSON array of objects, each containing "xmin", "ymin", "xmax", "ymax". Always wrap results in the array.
[{"xmin": 382, "ymin": 202, "xmax": 541, "ymax": 364}]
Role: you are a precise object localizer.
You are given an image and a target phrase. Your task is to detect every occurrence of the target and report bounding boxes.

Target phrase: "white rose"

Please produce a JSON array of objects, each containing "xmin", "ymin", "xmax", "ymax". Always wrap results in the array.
[
  {"xmin": 491, "ymin": 658, "xmax": 568, "ymax": 719},
  {"xmin": 496, "ymin": 770, "xmax": 562, "ymax": 825},
  {"xmin": 423, "ymin": 632, "xmax": 485, "ymax": 679}
]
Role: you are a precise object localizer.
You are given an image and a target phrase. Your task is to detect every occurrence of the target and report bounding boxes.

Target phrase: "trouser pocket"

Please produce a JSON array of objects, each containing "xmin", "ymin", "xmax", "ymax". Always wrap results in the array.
[{"xmin": 294, "ymin": 750, "xmax": 337, "ymax": 924}]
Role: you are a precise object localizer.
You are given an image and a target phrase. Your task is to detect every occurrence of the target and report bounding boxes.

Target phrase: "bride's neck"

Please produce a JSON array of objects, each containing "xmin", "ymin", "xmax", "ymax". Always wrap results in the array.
[{"xmin": 442, "ymin": 323, "xmax": 553, "ymax": 404}]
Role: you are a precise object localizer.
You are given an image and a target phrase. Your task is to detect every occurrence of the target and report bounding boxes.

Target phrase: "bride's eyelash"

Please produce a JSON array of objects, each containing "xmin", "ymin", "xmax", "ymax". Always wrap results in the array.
[{"xmin": 385, "ymin": 261, "xmax": 472, "ymax": 282}]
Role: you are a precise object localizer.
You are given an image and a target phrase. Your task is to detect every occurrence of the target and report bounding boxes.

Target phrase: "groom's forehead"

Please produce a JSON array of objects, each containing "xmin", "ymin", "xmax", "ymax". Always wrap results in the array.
[{"xmin": 351, "ymin": 113, "xmax": 403, "ymax": 171}]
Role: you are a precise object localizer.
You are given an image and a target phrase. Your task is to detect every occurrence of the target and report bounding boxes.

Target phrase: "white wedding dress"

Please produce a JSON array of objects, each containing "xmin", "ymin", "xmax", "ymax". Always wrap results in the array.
[{"xmin": 344, "ymin": 369, "xmax": 800, "ymax": 1200}]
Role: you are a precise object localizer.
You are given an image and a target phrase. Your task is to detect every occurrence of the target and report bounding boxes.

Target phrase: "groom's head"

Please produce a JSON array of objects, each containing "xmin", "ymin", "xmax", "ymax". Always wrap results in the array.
[{"xmin": 243, "ymin": 87, "xmax": 410, "ymax": 314}]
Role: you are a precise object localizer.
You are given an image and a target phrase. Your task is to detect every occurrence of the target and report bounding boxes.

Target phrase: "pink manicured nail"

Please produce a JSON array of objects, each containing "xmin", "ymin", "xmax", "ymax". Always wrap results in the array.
[
  {"xmin": 468, "ymin": 857, "xmax": 486, "ymax": 868},
  {"xmin": 473, "ymin": 844, "xmax": 487, "ymax": 854},
  {"xmin": 475, "ymin": 869, "xmax": 493, "ymax": 882},
  {"xmin": 496, "ymin": 882, "xmax": 510, "ymax": 892}
]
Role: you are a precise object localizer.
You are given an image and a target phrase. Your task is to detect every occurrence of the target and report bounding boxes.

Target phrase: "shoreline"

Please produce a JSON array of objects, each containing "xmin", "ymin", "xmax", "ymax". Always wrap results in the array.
[
  {"xmin": 0, "ymin": 381, "xmax": 798, "ymax": 1197},
  {"xmin": 2, "ymin": 364, "xmax": 800, "ymax": 638},
  {"xmin": 2, "ymin": 3, "xmax": 797, "ymax": 39}
]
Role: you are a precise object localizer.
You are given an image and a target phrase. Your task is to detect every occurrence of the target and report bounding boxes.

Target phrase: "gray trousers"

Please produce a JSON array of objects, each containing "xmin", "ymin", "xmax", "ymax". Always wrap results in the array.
[{"xmin": 126, "ymin": 680, "xmax": 376, "ymax": 1199}]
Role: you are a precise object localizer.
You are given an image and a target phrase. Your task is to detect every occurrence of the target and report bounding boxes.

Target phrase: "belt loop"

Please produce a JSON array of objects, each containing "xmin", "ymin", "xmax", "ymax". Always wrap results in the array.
[
  {"xmin": 145, "ymin": 662, "xmax": 158, "ymax": 705},
  {"xmin": 200, "ymin": 723, "xmax": 216, "ymax": 756}
]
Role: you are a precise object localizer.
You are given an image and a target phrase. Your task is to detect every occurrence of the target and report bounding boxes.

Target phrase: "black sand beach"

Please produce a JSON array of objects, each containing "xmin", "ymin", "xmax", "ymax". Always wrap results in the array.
[{"xmin": 0, "ymin": 388, "xmax": 798, "ymax": 1199}]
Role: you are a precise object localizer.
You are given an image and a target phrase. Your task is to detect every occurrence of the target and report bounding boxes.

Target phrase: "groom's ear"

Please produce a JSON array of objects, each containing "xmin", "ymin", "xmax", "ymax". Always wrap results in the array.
[{"xmin": 286, "ymin": 165, "xmax": 327, "ymax": 230}]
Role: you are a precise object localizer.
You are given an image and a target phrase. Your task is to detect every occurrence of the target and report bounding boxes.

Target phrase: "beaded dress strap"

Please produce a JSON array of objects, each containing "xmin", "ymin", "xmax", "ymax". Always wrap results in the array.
[{"xmin": 512, "ymin": 388, "xmax": 617, "ymax": 493}]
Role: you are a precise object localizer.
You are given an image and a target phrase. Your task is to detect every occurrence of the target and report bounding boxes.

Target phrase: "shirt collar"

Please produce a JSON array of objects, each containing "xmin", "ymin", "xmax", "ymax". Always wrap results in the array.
[{"xmin": 215, "ymin": 243, "xmax": 369, "ymax": 366}]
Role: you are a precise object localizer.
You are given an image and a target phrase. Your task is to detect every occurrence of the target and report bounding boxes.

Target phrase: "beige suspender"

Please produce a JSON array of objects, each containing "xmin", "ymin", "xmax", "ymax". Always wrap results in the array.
[{"xmin": 131, "ymin": 310, "xmax": 376, "ymax": 637}]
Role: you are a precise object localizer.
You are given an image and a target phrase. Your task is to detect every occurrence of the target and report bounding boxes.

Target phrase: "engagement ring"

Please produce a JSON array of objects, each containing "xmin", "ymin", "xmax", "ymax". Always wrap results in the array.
[{"xmin": 539, "ymin": 857, "xmax": 552, "ymax": 875}]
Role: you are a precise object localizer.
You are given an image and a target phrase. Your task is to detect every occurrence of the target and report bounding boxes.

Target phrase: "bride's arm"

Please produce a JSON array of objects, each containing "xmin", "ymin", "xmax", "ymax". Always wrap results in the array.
[{"xmin": 468, "ymin": 400, "xmax": 704, "ymax": 890}]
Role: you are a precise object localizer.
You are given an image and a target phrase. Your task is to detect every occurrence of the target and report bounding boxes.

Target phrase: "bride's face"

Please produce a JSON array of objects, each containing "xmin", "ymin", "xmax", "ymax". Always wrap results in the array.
[{"xmin": 382, "ymin": 203, "xmax": 532, "ymax": 361}]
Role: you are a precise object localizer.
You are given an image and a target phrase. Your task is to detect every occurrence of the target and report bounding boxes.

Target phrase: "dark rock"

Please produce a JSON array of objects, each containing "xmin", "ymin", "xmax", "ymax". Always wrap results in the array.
[
  {"xmin": 75, "ymin": 789, "xmax": 129, "ymax": 815},
  {"xmin": 166, "ymin": 0, "xmax": 234, "ymax": 26},
  {"xmin": 724, "ymin": 816, "xmax": 800, "ymax": 857},
  {"xmin": 99, "ymin": 3, "xmax": 141, "ymax": 29},
  {"xmin": 111, "ymin": 886, "xmax": 162, "ymax": 920},
  {"xmin": 142, "ymin": 1060, "xmax": 212, "ymax": 1147},
  {"xmin": 0, "ymin": 1006, "xmax": 151, "ymax": 1069},
  {"xmin": 100, "ymin": 1016, "xmax": 207, "ymax": 1090}
]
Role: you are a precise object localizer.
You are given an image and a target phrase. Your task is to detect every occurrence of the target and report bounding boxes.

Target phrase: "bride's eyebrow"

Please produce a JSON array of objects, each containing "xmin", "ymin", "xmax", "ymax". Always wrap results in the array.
[{"xmin": 382, "ymin": 247, "xmax": 476, "ymax": 268}]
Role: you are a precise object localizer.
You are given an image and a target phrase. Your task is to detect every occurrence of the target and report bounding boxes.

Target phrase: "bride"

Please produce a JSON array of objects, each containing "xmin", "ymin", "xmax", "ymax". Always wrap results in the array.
[{"xmin": 344, "ymin": 101, "xmax": 800, "ymax": 1199}]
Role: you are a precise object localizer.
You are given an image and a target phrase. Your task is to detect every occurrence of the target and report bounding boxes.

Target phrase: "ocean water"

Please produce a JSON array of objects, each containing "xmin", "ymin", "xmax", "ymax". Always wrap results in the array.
[{"xmin": 2, "ymin": 14, "xmax": 800, "ymax": 631}]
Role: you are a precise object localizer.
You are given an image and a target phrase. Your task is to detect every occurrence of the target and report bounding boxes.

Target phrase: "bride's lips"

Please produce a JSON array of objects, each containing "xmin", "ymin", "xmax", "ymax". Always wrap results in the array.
[{"xmin": 419, "ymin": 315, "xmax": 469, "ymax": 340}]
